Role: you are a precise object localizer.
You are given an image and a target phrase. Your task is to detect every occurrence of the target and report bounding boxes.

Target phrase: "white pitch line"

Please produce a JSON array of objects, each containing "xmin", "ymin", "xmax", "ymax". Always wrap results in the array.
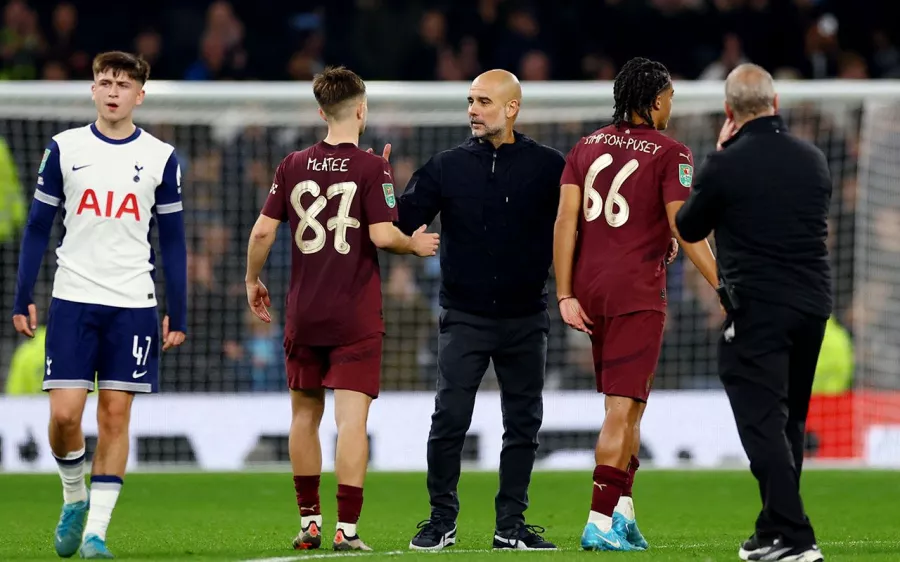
[
  {"xmin": 241, "ymin": 549, "xmax": 563, "ymax": 561},
  {"xmin": 242, "ymin": 545, "xmax": 690, "ymax": 561},
  {"xmin": 240, "ymin": 539, "xmax": 900, "ymax": 561},
  {"xmin": 241, "ymin": 551, "xmax": 407, "ymax": 562}
]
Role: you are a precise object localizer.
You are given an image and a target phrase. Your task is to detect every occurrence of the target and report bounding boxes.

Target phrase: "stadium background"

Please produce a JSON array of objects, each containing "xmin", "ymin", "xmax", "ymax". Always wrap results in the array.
[{"xmin": 0, "ymin": 0, "xmax": 899, "ymax": 473}]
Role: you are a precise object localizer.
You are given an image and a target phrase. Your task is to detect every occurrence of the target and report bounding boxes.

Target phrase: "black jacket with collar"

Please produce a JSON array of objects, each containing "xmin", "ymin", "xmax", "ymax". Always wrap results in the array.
[
  {"xmin": 675, "ymin": 115, "xmax": 833, "ymax": 317},
  {"xmin": 397, "ymin": 132, "xmax": 566, "ymax": 318}
]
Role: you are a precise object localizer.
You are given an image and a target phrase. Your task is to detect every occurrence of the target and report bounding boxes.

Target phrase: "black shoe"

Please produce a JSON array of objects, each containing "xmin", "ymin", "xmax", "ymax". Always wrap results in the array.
[
  {"xmin": 409, "ymin": 518, "xmax": 457, "ymax": 551},
  {"xmin": 740, "ymin": 535, "xmax": 824, "ymax": 562},
  {"xmin": 493, "ymin": 524, "xmax": 557, "ymax": 550},
  {"xmin": 739, "ymin": 534, "xmax": 763, "ymax": 559}
]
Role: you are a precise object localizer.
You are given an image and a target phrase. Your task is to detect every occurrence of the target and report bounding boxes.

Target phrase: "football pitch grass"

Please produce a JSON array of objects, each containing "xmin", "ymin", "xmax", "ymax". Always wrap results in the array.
[{"xmin": 2, "ymin": 470, "xmax": 898, "ymax": 561}]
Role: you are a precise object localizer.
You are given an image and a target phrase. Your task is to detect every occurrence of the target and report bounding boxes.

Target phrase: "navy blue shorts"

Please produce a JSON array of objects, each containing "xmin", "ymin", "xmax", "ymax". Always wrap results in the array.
[{"xmin": 43, "ymin": 298, "xmax": 160, "ymax": 393}]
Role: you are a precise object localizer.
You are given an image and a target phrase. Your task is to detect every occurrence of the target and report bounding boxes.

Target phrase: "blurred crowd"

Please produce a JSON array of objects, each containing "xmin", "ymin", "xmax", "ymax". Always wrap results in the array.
[
  {"xmin": 0, "ymin": 0, "xmax": 897, "ymax": 82},
  {"xmin": 0, "ymin": 0, "xmax": 892, "ymax": 394}
]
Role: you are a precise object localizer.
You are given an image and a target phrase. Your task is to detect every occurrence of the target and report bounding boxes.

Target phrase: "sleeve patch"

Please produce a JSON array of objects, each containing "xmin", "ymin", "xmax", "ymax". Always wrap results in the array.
[
  {"xmin": 679, "ymin": 164, "xmax": 693, "ymax": 188},
  {"xmin": 383, "ymin": 183, "xmax": 396, "ymax": 208},
  {"xmin": 38, "ymin": 148, "xmax": 51, "ymax": 173}
]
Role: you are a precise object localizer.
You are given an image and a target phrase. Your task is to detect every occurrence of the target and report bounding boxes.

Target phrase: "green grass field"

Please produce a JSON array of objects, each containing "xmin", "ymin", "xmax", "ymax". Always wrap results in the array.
[{"xmin": 1, "ymin": 470, "xmax": 898, "ymax": 561}]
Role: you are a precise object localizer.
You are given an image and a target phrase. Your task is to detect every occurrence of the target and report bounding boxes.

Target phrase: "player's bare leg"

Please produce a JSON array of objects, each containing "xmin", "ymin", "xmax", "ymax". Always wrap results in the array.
[
  {"xmin": 332, "ymin": 389, "xmax": 373, "ymax": 551},
  {"xmin": 79, "ymin": 390, "xmax": 134, "ymax": 558},
  {"xmin": 596, "ymin": 396, "xmax": 641, "ymax": 469},
  {"xmin": 49, "ymin": 389, "xmax": 90, "ymax": 558},
  {"xmin": 289, "ymin": 388, "xmax": 325, "ymax": 550},
  {"xmin": 613, "ymin": 401, "xmax": 649, "ymax": 549},
  {"xmin": 50, "ymin": 389, "xmax": 89, "ymax": 458},
  {"xmin": 91, "ymin": 390, "xmax": 134, "ymax": 477},
  {"xmin": 581, "ymin": 395, "xmax": 644, "ymax": 551},
  {"xmin": 617, "ymin": 404, "xmax": 645, "ymax": 518}
]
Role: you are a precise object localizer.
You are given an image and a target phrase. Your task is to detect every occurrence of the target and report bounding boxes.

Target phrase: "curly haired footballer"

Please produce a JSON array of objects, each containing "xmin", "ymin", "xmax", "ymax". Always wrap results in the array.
[
  {"xmin": 555, "ymin": 55, "xmax": 719, "ymax": 552},
  {"xmin": 611, "ymin": 57, "xmax": 673, "ymax": 130}
]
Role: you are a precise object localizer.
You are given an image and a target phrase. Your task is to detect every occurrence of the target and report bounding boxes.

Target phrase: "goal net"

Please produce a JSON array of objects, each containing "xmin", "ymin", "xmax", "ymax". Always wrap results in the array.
[
  {"xmin": 854, "ymin": 98, "xmax": 900, "ymax": 467},
  {"xmin": 0, "ymin": 80, "xmax": 895, "ymax": 471}
]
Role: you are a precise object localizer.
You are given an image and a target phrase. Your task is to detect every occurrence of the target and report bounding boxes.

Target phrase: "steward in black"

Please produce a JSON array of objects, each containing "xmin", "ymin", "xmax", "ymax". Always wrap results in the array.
[{"xmin": 675, "ymin": 63, "xmax": 831, "ymax": 562}]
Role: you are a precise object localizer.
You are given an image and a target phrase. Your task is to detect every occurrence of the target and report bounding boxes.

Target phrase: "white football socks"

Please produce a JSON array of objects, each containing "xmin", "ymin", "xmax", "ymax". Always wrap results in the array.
[
  {"xmin": 615, "ymin": 495, "xmax": 636, "ymax": 520},
  {"xmin": 53, "ymin": 447, "xmax": 87, "ymax": 504},
  {"xmin": 301, "ymin": 514, "xmax": 322, "ymax": 531},
  {"xmin": 587, "ymin": 511, "xmax": 613, "ymax": 532},
  {"xmin": 83, "ymin": 476, "xmax": 123, "ymax": 541},
  {"xmin": 337, "ymin": 522, "xmax": 358, "ymax": 538}
]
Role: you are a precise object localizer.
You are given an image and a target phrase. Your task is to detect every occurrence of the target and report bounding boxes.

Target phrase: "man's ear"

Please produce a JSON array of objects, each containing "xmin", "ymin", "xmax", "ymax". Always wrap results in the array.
[
  {"xmin": 724, "ymin": 101, "xmax": 734, "ymax": 121},
  {"xmin": 317, "ymin": 107, "xmax": 328, "ymax": 123},
  {"xmin": 773, "ymin": 93, "xmax": 780, "ymax": 114},
  {"xmin": 506, "ymin": 99, "xmax": 520, "ymax": 119}
]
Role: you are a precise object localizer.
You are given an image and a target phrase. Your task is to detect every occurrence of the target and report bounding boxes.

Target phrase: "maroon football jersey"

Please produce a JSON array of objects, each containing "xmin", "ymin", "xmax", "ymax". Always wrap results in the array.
[
  {"xmin": 261, "ymin": 141, "xmax": 398, "ymax": 346},
  {"xmin": 560, "ymin": 123, "xmax": 694, "ymax": 317}
]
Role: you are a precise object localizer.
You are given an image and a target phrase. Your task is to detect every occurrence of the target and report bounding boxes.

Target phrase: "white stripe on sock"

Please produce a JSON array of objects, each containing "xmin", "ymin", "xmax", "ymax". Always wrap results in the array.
[
  {"xmin": 54, "ymin": 447, "xmax": 87, "ymax": 504},
  {"xmin": 84, "ymin": 483, "xmax": 122, "ymax": 541}
]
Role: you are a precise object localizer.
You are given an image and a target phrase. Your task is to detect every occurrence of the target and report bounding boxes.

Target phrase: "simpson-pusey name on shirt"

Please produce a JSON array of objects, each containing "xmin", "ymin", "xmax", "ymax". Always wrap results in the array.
[{"xmin": 584, "ymin": 133, "xmax": 663, "ymax": 155}]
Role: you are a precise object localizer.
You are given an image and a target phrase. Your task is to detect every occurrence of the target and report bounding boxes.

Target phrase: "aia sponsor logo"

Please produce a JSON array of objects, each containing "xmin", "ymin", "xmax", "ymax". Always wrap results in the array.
[{"xmin": 76, "ymin": 189, "xmax": 141, "ymax": 220}]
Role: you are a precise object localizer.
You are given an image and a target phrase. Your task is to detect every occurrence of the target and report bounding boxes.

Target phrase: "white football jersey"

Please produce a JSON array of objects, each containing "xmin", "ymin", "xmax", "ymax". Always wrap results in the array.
[{"xmin": 34, "ymin": 124, "xmax": 183, "ymax": 308}]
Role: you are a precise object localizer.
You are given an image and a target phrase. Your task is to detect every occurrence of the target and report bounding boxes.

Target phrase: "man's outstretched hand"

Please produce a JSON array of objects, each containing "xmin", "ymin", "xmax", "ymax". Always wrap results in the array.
[
  {"xmin": 410, "ymin": 224, "xmax": 440, "ymax": 257},
  {"xmin": 367, "ymin": 143, "xmax": 392, "ymax": 163}
]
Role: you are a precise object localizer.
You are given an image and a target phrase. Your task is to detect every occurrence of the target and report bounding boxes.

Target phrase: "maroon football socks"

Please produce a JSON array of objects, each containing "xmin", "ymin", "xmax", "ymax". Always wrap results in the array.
[
  {"xmin": 591, "ymin": 464, "xmax": 630, "ymax": 517},
  {"xmin": 336, "ymin": 485, "xmax": 364, "ymax": 526},
  {"xmin": 293, "ymin": 475, "xmax": 321, "ymax": 517}
]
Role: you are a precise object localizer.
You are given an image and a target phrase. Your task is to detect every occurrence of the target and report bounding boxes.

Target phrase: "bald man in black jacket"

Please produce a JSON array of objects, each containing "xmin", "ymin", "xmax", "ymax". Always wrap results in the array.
[{"xmin": 397, "ymin": 70, "xmax": 564, "ymax": 552}]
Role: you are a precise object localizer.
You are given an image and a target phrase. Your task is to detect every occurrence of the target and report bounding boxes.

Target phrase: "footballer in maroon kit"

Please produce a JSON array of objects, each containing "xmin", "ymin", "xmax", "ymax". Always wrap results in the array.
[
  {"xmin": 553, "ymin": 57, "xmax": 718, "ymax": 551},
  {"xmin": 244, "ymin": 66, "xmax": 439, "ymax": 552}
]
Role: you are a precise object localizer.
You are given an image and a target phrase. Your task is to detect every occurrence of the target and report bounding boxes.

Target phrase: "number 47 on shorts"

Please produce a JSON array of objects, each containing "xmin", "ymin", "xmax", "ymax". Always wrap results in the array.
[{"xmin": 132, "ymin": 335, "xmax": 151, "ymax": 378}]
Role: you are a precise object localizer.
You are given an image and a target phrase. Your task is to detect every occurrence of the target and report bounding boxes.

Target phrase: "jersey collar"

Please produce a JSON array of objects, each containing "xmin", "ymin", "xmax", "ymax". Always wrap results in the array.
[
  {"xmin": 723, "ymin": 115, "xmax": 786, "ymax": 148},
  {"xmin": 90, "ymin": 123, "xmax": 142, "ymax": 145},
  {"xmin": 617, "ymin": 121, "xmax": 655, "ymax": 131}
]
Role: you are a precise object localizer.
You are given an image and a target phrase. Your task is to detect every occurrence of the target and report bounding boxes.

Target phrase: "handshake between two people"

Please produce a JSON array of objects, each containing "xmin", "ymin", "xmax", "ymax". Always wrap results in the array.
[{"xmin": 409, "ymin": 224, "xmax": 440, "ymax": 257}]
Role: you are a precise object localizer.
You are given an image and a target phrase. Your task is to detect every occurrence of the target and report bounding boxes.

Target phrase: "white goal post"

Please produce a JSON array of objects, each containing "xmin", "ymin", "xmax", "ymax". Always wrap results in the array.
[{"xmin": 0, "ymin": 79, "xmax": 898, "ymax": 126}]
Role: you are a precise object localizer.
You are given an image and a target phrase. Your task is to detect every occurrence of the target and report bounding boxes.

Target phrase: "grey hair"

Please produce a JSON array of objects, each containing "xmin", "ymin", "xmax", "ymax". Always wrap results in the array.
[{"xmin": 725, "ymin": 63, "xmax": 776, "ymax": 119}]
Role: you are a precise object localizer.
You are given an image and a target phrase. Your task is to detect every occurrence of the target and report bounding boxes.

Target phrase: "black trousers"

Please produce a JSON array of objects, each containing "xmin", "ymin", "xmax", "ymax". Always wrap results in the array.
[
  {"xmin": 427, "ymin": 307, "xmax": 549, "ymax": 532},
  {"xmin": 719, "ymin": 298, "xmax": 827, "ymax": 548}
]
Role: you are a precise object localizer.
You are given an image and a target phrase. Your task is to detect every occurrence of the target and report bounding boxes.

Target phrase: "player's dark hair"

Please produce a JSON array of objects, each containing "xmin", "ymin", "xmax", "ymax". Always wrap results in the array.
[
  {"xmin": 312, "ymin": 66, "xmax": 367, "ymax": 119},
  {"xmin": 92, "ymin": 51, "xmax": 151, "ymax": 84},
  {"xmin": 612, "ymin": 57, "xmax": 671, "ymax": 130}
]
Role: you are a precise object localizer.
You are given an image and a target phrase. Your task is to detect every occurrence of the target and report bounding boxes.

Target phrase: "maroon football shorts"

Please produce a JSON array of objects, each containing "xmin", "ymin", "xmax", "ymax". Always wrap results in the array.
[
  {"xmin": 588, "ymin": 311, "xmax": 665, "ymax": 402},
  {"xmin": 285, "ymin": 333, "xmax": 383, "ymax": 398}
]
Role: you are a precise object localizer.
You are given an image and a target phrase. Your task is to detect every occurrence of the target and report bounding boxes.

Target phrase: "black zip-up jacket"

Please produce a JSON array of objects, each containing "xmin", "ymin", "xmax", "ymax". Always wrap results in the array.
[
  {"xmin": 397, "ymin": 132, "xmax": 566, "ymax": 318},
  {"xmin": 675, "ymin": 115, "xmax": 833, "ymax": 318}
]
